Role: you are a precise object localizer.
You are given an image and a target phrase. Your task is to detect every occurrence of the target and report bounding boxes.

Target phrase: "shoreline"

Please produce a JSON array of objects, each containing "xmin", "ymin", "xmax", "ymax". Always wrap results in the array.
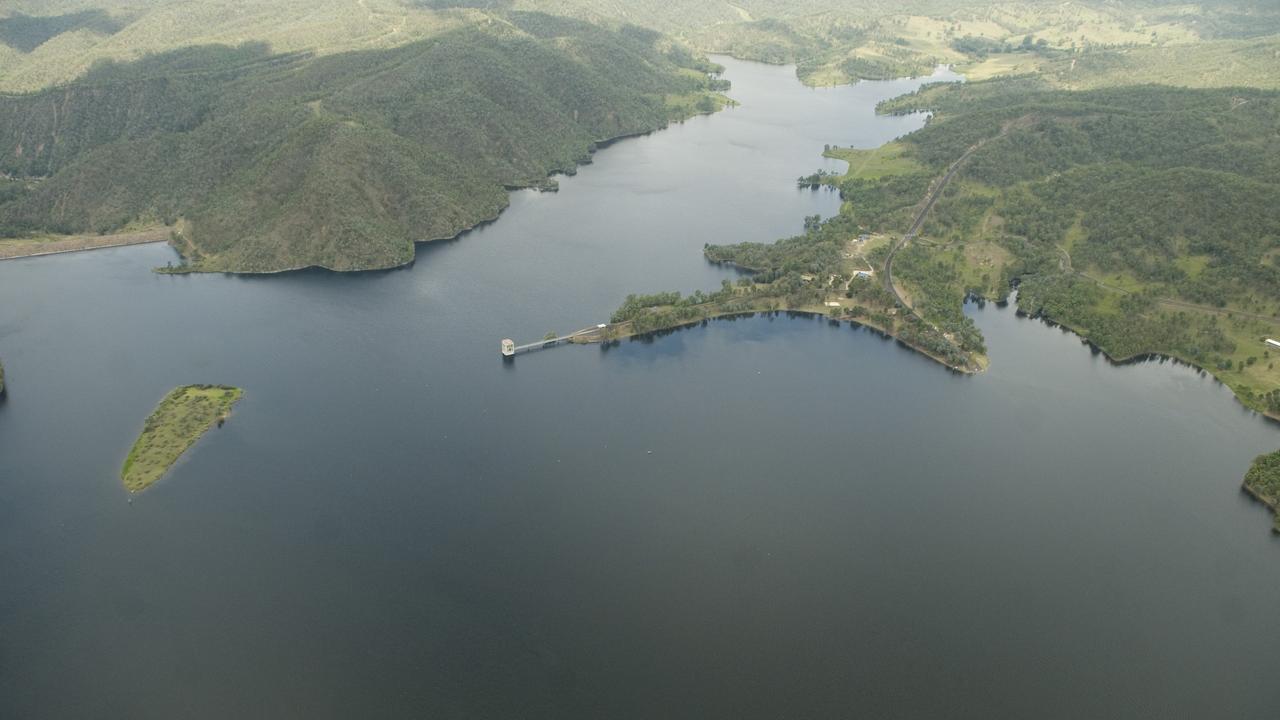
[
  {"xmin": 565, "ymin": 305, "xmax": 980, "ymax": 375},
  {"xmin": 156, "ymin": 105, "xmax": 729, "ymax": 276},
  {"xmin": 1010, "ymin": 301, "xmax": 1280, "ymax": 426},
  {"xmin": 564, "ymin": 290, "xmax": 1280, "ymax": 427},
  {"xmin": 1240, "ymin": 481, "xmax": 1280, "ymax": 533}
]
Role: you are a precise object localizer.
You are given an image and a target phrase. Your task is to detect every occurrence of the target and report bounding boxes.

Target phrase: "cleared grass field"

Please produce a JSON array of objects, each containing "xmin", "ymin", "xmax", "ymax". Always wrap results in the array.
[
  {"xmin": 824, "ymin": 142, "xmax": 923, "ymax": 180},
  {"xmin": 121, "ymin": 385, "xmax": 242, "ymax": 493},
  {"xmin": 956, "ymin": 53, "xmax": 1045, "ymax": 81}
]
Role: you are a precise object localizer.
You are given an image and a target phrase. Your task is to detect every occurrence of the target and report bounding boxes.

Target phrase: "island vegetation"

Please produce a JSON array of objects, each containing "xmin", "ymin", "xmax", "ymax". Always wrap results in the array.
[
  {"xmin": 120, "ymin": 385, "xmax": 243, "ymax": 493},
  {"xmin": 1243, "ymin": 450, "xmax": 1280, "ymax": 532}
]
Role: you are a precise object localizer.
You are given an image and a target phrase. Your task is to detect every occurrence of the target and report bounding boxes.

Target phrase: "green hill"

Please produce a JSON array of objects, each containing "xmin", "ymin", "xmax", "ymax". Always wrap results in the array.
[
  {"xmin": 863, "ymin": 80, "xmax": 1280, "ymax": 410},
  {"xmin": 0, "ymin": 14, "xmax": 726, "ymax": 272}
]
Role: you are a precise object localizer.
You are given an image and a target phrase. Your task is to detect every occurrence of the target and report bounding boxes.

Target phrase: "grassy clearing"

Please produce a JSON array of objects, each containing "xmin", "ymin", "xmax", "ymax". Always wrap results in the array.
[
  {"xmin": 1203, "ymin": 316, "xmax": 1280, "ymax": 406},
  {"xmin": 956, "ymin": 53, "xmax": 1045, "ymax": 81},
  {"xmin": 120, "ymin": 385, "xmax": 242, "ymax": 493},
  {"xmin": 959, "ymin": 241, "xmax": 1013, "ymax": 295},
  {"xmin": 824, "ymin": 142, "xmax": 923, "ymax": 180}
]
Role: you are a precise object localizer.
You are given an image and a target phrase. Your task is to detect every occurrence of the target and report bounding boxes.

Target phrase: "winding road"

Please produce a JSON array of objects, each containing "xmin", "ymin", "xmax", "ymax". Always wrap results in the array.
[{"xmin": 883, "ymin": 136, "xmax": 994, "ymax": 318}]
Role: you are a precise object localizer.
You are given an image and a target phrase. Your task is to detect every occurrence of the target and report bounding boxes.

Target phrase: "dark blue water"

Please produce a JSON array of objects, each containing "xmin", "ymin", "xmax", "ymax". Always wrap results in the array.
[{"xmin": 1, "ymin": 58, "xmax": 1278, "ymax": 719}]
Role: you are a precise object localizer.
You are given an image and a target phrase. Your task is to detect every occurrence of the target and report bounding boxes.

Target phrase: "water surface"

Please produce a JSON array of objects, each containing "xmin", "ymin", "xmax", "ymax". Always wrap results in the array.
[{"xmin": 1, "ymin": 59, "xmax": 1278, "ymax": 719}]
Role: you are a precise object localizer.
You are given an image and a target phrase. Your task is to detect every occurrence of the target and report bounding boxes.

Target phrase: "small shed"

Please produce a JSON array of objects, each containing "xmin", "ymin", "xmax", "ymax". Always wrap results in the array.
[{"xmin": 1265, "ymin": 338, "xmax": 1280, "ymax": 350}]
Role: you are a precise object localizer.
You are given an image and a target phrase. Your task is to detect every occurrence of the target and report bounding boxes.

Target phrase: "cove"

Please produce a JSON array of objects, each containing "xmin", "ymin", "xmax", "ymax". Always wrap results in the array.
[{"xmin": 0, "ymin": 58, "xmax": 1278, "ymax": 719}]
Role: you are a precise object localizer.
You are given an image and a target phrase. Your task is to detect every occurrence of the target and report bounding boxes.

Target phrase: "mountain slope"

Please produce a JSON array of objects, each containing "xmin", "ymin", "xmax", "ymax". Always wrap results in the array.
[{"xmin": 0, "ymin": 14, "xmax": 727, "ymax": 272}]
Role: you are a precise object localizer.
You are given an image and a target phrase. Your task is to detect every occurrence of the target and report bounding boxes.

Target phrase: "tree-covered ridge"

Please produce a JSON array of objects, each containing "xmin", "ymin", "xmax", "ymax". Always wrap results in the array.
[
  {"xmin": 5, "ymin": 1, "xmax": 1277, "ymax": 93},
  {"xmin": 516, "ymin": 0, "xmax": 1280, "ymax": 86},
  {"xmin": 0, "ymin": 14, "xmax": 728, "ymax": 272},
  {"xmin": 1243, "ymin": 449, "xmax": 1280, "ymax": 531},
  {"xmin": 1017, "ymin": 34, "xmax": 1280, "ymax": 90}
]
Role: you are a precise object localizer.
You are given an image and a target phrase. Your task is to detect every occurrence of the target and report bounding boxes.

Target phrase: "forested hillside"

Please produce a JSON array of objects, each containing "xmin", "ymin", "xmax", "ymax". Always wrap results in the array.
[
  {"xmin": 0, "ymin": 14, "xmax": 727, "ymax": 272},
  {"xmin": 860, "ymin": 80, "xmax": 1280, "ymax": 411}
]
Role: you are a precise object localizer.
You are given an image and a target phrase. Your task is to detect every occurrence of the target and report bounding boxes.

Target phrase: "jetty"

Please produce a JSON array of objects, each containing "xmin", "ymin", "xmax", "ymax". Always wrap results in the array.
[{"xmin": 502, "ymin": 324, "xmax": 611, "ymax": 357}]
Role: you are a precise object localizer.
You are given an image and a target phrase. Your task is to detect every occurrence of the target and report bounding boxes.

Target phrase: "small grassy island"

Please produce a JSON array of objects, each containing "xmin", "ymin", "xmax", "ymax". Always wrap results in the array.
[
  {"xmin": 1244, "ymin": 451, "xmax": 1280, "ymax": 533},
  {"xmin": 121, "ymin": 385, "xmax": 243, "ymax": 493}
]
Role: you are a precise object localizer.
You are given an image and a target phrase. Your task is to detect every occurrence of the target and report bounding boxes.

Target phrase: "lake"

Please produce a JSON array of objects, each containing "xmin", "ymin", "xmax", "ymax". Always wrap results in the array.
[{"xmin": 1, "ymin": 57, "xmax": 1278, "ymax": 719}]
